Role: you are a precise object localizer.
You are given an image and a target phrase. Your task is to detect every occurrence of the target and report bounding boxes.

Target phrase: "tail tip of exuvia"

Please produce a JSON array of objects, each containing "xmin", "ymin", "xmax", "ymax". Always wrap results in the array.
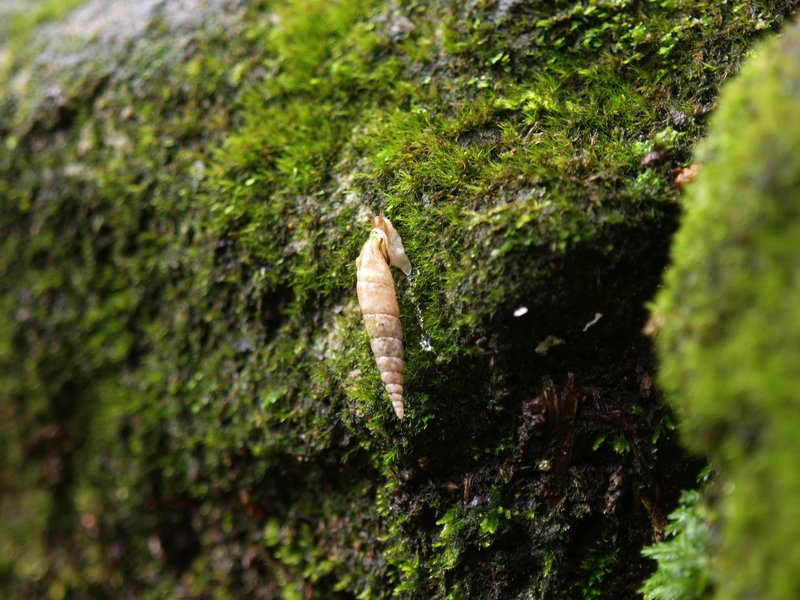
[{"xmin": 392, "ymin": 400, "xmax": 404, "ymax": 419}]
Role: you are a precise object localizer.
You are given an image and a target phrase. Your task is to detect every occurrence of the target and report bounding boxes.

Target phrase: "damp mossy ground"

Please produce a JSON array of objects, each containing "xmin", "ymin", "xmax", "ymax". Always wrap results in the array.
[{"xmin": 1, "ymin": 1, "xmax": 798, "ymax": 598}]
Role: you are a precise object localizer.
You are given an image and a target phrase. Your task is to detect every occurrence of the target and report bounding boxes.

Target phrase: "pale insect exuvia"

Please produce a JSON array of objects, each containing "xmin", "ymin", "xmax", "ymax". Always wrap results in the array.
[{"xmin": 355, "ymin": 209, "xmax": 411, "ymax": 419}]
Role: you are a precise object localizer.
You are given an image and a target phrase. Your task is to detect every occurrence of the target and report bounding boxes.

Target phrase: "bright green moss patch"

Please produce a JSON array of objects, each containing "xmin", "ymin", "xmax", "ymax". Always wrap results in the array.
[
  {"xmin": 652, "ymin": 19, "xmax": 800, "ymax": 599},
  {"xmin": 640, "ymin": 490, "xmax": 712, "ymax": 600},
  {"xmin": 2, "ymin": 0, "xmax": 799, "ymax": 597}
]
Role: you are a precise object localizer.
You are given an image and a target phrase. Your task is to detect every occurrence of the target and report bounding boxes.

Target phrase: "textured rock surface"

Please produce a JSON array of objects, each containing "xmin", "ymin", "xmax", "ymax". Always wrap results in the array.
[{"xmin": 1, "ymin": 1, "xmax": 798, "ymax": 598}]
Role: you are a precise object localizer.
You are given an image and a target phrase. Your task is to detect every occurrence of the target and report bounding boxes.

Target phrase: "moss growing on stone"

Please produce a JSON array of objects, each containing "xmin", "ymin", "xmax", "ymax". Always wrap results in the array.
[
  {"xmin": 640, "ymin": 489, "xmax": 712, "ymax": 599},
  {"xmin": 1, "ymin": 0, "xmax": 798, "ymax": 597},
  {"xmin": 652, "ymin": 19, "xmax": 800, "ymax": 599}
]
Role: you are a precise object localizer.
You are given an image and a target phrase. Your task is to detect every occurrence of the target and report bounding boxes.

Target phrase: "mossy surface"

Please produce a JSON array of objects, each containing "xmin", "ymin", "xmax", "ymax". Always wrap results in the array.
[
  {"xmin": 1, "ymin": 1, "xmax": 797, "ymax": 598},
  {"xmin": 640, "ymin": 486, "xmax": 712, "ymax": 600},
  {"xmin": 651, "ymin": 19, "xmax": 800, "ymax": 599}
]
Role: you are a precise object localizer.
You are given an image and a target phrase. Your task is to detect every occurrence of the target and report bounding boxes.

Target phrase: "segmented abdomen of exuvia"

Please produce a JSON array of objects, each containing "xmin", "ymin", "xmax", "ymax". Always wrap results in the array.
[{"xmin": 356, "ymin": 235, "xmax": 405, "ymax": 419}]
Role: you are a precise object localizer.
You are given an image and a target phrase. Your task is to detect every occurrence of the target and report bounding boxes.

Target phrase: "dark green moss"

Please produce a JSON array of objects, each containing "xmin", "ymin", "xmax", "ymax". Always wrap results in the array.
[
  {"xmin": 1, "ymin": 0, "xmax": 798, "ymax": 598},
  {"xmin": 652, "ymin": 18, "xmax": 800, "ymax": 599}
]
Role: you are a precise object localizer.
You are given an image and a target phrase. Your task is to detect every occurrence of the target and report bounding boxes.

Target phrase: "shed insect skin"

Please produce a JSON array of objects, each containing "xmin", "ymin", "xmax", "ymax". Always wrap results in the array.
[{"xmin": 356, "ymin": 209, "xmax": 411, "ymax": 419}]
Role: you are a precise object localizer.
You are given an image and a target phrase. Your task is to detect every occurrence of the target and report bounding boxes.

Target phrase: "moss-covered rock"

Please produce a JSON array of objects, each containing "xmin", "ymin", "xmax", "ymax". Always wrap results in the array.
[
  {"xmin": 1, "ymin": 0, "xmax": 797, "ymax": 598},
  {"xmin": 651, "ymin": 18, "xmax": 800, "ymax": 600}
]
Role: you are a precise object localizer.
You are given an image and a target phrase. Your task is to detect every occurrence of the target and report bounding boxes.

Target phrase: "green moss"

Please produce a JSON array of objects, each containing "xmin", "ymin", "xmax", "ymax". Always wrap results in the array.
[
  {"xmin": 652, "ymin": 20, "xmax": 800, "ymax": 599},
  {"xmin": 572, "ymin": 534, "xmax": 620, "ymax": 600},
  {"xmin": 1, "ymin": 0, "xmax": 798, "ymax": 597},
  {"xmin": 0, "ymin": 0, "xmax": 88, "ymax": 55},
  {"xmin": 640, "ymin": 490, "xmax": 712, "ymax": 600}
]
